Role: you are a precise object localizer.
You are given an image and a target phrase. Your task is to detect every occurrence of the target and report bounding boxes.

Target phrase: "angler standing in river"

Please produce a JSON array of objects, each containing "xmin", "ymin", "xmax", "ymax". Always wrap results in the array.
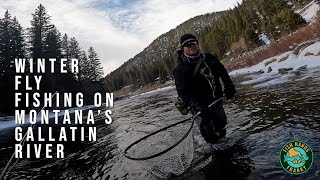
[{"xmin": 174, "ymin": 34, "xmax": 236, "ymax": 144}]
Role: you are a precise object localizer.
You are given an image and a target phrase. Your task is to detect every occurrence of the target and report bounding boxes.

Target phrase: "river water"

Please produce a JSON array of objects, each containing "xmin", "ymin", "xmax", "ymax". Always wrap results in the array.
[{"xmin": 0, "ymin": 68, "xmax": 319, "ymax": 179}]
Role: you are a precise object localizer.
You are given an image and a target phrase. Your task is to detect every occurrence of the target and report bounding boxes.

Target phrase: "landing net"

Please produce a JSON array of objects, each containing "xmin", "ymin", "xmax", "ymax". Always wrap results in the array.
[
  {"xmin": 123, "ymin": 97, "xmax": 223, "ymax": 178},
  {"xmin": 124, "ymin": 117, "xmax": 195, "ymax": 178}
]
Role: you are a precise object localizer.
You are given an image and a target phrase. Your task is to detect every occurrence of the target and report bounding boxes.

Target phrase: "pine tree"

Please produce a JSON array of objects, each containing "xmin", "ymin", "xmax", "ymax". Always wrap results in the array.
[
  {"xmin": 78, "ymin": 50, "xmax": 89, "ymax": 82},
  {"xmin": 11, "ymin": 17, "xmax": 25, "ymax": 60},
  {"xmin": 42, "ymin": 25, "xmax": 62, "ymax": 92},
  {"xmin": 272, "ymin": 8, "xmax": 306, "ymax": 34},
  {"xmin": 43, "ymin": 25, "xmax": 62, "ymax": 59},
  {"xmin": 69, "ymin": 37, "xmax": 81, "ymax": 60},
  {"xmin": 61, "ymin": 33, "xmax": 75, "ymax": 74},
  {"xmin": 29, "ymin": 4, "xmax": 52, "ymax": 60},
  {"xmin": 61, "ymin": 33, "xmax": 70, "ymax": 59},
  {"xmin": 0, "ymin": 10, "xmax": 25, "ymax": 115},
  {"xmin": 233, "ymin": 7, "xmax": 245, "ymax": 39},
  {"xmin": 56, "ymin": 33, "xmax": 80, "ymax": 94},
  {"xmin": 0, "ymin": 11, "xmax": 25, "ymax": 76},
  {"xmin": 87, "ymin": 47, "xmax": 103, "ymax": 81},
  {"xmin": 68, "ymin": 37, "xmax": 82, "ymax": 80},
  {"xmin": 0, "ymin": 10, "xmax": 13, "ymax": 76},
  {"xmin": 28, "ymin": 4, "xmax": 57, "ymax": 94}
]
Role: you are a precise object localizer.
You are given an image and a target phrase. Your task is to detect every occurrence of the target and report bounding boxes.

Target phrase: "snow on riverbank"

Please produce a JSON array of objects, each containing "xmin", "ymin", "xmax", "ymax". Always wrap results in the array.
[
  {"xmin": 230, "ymin": 41, "xmax": 320, "ymax": 87},
  {"xmin": 296, "ymin": 0, "xmax": 320, "ymax": 23},
  {"xmin": 129, "ymin": 85, "xmax": 175, "ymax": 98},
  {"xmin": 230, "ymin": 41, "xmax": 320, "ymax": 75}
]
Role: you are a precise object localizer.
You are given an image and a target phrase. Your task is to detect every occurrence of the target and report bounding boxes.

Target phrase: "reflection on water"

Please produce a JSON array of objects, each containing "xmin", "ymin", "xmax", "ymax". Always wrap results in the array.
[{"xmin": 0, "ymin": 68, "xmax": 320, "ymax": 179}]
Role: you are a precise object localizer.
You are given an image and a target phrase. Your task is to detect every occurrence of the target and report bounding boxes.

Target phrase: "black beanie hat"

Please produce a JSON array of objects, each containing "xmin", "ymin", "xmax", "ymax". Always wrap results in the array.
[{"xmin": 180, "ymin": 34, "xmax": 198, "ymax": 47}]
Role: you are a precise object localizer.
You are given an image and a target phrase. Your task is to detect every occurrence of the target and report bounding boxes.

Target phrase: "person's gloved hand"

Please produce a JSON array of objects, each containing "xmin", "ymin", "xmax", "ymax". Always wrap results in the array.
[
  {"xmin": 191, "ymin": 104, "xmax": 209, "ymax": 117},
  {"xmin": 224, "ymin": 84, "xmax": 236, "ymax": 99},
  {"xmin": 191, "ymin": 104, "xmax": 202, "ymax": 115}
]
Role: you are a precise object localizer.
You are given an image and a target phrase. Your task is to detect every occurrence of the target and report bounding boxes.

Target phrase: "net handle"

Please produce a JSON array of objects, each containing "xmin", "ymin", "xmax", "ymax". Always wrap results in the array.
[{"xmin": 123, "ymin": 96, "xmax": 224, "ymax": 160}]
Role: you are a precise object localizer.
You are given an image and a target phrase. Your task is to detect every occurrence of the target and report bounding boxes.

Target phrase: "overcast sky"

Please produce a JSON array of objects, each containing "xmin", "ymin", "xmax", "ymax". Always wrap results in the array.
[{"xmin": 0, "ymin": 0, "xmax": 242, "ymax": 75}]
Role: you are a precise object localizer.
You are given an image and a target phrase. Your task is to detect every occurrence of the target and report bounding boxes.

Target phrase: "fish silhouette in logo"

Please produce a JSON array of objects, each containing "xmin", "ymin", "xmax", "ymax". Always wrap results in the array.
[{"xmin": 284, "ymin": 153, "xmax": 308, "ymax": 163}]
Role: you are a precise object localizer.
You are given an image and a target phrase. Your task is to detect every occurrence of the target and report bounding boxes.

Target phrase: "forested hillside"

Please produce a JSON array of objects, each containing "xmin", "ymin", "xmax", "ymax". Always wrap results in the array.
[{"xmin": 104, "ymin": 0, "xmax": 314, "ymax": 92}]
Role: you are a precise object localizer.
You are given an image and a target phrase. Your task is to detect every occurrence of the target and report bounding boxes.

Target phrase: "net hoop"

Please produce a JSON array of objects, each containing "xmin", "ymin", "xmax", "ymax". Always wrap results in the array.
[
  {"xmin": 123, "ymin": 96, "xmax": 224, "ymax": 161},
  {"xmin": 123, "ymin": 116, "xmax": 196, "ymax": 160}
]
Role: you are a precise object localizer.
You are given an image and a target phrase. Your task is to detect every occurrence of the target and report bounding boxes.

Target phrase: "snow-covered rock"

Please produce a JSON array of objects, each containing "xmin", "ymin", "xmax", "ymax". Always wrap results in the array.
[{"xmin": 296, "ymin": 0, "xmax": 320, "ymax": 23}]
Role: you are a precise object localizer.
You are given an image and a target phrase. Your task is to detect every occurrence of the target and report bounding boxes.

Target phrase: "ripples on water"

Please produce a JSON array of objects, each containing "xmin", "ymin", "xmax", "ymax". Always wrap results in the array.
[{"xmin": 0, "ymin": 68, "xmax": 320, "ymax": 179}]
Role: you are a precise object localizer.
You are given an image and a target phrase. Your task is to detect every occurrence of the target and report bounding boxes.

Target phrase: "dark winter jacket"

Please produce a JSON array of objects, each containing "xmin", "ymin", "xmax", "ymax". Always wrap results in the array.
[{"xmin": 174, "ymin": 50, "xmax": 235, "ymax": 110}]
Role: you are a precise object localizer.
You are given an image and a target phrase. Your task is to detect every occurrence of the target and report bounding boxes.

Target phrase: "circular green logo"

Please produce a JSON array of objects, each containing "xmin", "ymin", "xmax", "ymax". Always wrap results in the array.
[{"xmin": 279, "ymin": 140, "xmax": 313, "ymax": 174}]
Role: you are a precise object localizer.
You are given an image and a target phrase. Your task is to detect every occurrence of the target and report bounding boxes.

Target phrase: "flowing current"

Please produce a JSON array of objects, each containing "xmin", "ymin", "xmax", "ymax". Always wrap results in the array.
[{"xmin": 0, "ymin": 68, "xmax": 320, "ymax": 179}]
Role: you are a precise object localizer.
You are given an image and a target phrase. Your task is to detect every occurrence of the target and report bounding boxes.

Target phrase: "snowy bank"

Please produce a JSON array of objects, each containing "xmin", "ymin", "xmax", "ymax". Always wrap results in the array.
[
  {"xmin": 129, "ymin": 85, "xmax": 175, "ymax": 98},
  {"xmin": 230, "ymin": 41, "xmax": 320, "ymax": 76},
  {"xmin": 296, "ymin": 0, "xmax": 320, "ymax": 23},
  {"xmin": 230, "ymin": 41, "xmax": 320, "ymax": 87}
]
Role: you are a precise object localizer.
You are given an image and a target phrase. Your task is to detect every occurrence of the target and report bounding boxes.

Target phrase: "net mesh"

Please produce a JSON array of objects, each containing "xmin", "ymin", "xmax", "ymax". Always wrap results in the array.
[{"xmin": 125, "ymin": 120, "xmax": 194, "ymax": 178}]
